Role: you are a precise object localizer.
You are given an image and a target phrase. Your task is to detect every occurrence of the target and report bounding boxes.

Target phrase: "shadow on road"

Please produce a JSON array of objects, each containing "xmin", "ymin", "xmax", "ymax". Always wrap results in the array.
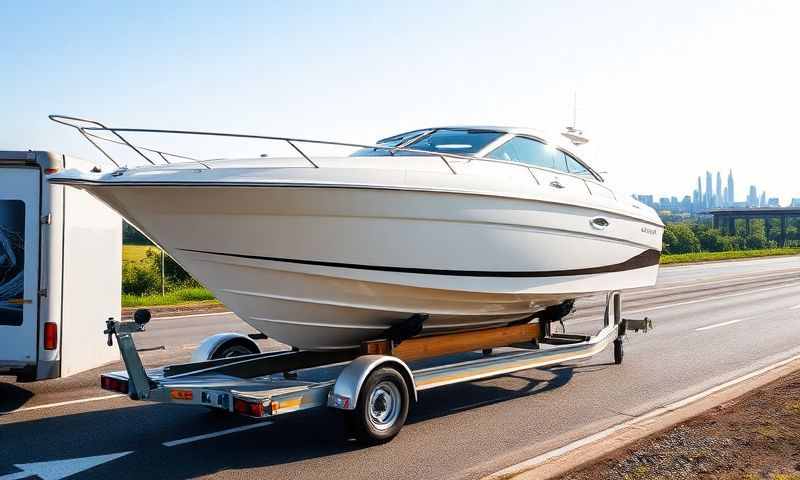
[{"xmin": 0, "ymin": 381, "xmax": 33, "ymax": 413}]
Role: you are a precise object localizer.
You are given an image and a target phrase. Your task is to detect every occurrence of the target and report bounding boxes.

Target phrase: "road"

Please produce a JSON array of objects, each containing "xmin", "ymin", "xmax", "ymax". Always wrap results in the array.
[{"xmin": 1, "ymin": 255, "xmax": 799, "ymax": 480}]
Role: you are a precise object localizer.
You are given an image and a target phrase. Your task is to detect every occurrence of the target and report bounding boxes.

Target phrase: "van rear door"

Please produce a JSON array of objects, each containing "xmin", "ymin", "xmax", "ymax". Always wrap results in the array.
[{"xmin": 0, "ymin": 167, "xmax": 40, "ymax": 367}]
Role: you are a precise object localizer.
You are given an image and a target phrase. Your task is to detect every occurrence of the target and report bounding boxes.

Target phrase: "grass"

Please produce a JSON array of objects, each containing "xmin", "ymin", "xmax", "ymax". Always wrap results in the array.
[
  {"xmin": 123, "ymin": 244, "xmax": 158, "ymax": 263},
  {"xmin": 660, "ymin": 247, "xmax": 800, "ymax": 265},
  {"xmin": 121, "ymin": 286, "xmax": 218, "ymax": 308}
]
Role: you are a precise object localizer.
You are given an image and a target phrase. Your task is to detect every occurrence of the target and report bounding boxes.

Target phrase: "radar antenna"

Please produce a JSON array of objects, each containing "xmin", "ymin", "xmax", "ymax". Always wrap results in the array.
[{"xmin": 561, "ymin": 91, "xmax": 589, "ymax": 146}]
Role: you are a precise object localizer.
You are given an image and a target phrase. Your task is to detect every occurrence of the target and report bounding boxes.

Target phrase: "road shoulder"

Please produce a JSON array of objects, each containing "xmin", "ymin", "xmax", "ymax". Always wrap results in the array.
[{"xmin": 486, "ymin": 355, "xmax": 800, "ymax": 480}]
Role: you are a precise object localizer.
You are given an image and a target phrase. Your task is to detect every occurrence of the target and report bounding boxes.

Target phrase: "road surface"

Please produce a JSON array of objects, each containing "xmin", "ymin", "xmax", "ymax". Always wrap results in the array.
[{"xmin": 1, "ymin": 255, "xmax": 798, "ymax": 480}]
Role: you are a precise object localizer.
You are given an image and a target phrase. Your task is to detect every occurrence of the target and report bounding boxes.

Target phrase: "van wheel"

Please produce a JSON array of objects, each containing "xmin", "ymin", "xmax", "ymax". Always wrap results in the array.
[{"xmin": 348, "ymin": 367, "xmax": 409, "ymax": 445}]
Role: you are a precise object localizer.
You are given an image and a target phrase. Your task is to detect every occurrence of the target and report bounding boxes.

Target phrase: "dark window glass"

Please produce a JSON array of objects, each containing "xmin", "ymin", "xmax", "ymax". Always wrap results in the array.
[
  {"xmin": 351, "ymin": 129, "xmax": 503, "ymax": 157},
  {"xmin": 403, "ymin": 129, "xmax": 504, "ymax": 155},
  {"xmin": 487, "ymin": 136, "xmax": 564, "ymax": 170}
]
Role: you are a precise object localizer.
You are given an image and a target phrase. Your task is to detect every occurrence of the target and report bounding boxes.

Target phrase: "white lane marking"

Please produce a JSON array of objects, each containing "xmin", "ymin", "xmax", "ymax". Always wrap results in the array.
[
  {"xmin": 181, "ymin": 344, "xmax": 199, "ymax": 350},
  {"xmin": 0, "ymin": 451, "xmax": 132, "ymax": 480},
  {"xmin": 162, "ymin": 421, "xmax": 274, "ymax": 447},
  {"xmin": 791, "ymin": 304, "xmax": 800, "ymax": 310},
  {"xmin": 653, "ymin": 269, "xmax": 799, "ymax": 292},
  {"xmin": 2, "ymin": 394, "xmax": 125, "ymax": 415},
  {"xmin": 151, "ymin": 311, "xmax": 231, "ymax": 321},
  {"xmin": 628, "ymin": 282, "xmax": 800, "ymax": 315},
  {"xmin": 484, "ymin": 351, "xmax": 800, "ymax": 480},
  {"xmin": 567, "ymin": 282, "xmax": 800, "ymax": 326},
  {"xmin": 695, "ymin": 318, "xmax": 745, "ymax": 331}
]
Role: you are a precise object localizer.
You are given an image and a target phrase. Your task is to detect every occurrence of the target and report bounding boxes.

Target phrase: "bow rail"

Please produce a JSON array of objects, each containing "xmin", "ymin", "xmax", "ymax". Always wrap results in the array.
[{"xmin": 49, "ymin": 115, "xmax": 464, "ymax": 174}]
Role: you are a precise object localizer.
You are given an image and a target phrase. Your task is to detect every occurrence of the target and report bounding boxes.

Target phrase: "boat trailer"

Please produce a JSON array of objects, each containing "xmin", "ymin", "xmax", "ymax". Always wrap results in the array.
[{"xmin": 100, "ymin": 291, "xmax": 651, "ymax": 444}]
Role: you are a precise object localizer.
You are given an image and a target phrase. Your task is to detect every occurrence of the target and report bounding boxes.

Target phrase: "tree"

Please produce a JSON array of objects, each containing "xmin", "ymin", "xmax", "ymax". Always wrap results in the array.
[
  {"xmin": 664, "ymin": 223, "xmax": 700, "ymax": 254},
  {"xmin": 662, "ymin": 228, "xmax": 678, "ymax": 254},
  {"xmin": 697, "ymin": 228, "xmax": 735, "ymax": 252}
]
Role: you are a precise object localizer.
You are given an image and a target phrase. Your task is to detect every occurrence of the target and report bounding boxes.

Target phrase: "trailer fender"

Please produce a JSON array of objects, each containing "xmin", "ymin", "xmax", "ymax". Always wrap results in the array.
[
  {"xmin": 191, "ymin": 333, "xmax": 260, "ymax": 362},
  {"xmin": 328, "ymin": 355, "xmax": 417, "ymax": 411}
]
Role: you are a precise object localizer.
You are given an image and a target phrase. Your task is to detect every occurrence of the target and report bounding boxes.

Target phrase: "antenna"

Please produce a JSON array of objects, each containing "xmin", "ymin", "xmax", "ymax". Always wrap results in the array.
[
  {"xmin": 572, "ymin": 91, "xmax": 577, "ymax": 129},
  {"xmin": 562, "ymin": 91, "xmax": 589, "ymax": 146}
]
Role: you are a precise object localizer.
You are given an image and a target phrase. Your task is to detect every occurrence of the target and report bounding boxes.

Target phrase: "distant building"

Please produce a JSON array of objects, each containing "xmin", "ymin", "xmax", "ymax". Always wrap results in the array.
[
  {"xmin": 681, "ymin": 195, "xmax": 692, "ymax": 212},
  {"xmin": 748, "ymin": 185, "xmax": 758, "ymax": 207},
  {"xmin": 715, "ymin": 172, "xmax": 722, "ymax": 207},
  {"xmin": 726, "ymin": 169, "xmax": 734, "ymax": 205},
  {"xmin": 792, "ymin": 198, "xmax": 800, "ymax": 208},
  {"xmin": 637, "ymin": 195, "xmax": 654, "ymax": 208},
  {"xmin": 767, "ymin": 198, "xmax": 781, "ymax": 207},
  {"xmin": 760, "ymin": 191, "xmax": 766, "ymax": 207},
  {"xmin": 705, "ymin": 172, "xmax": 713, "ymax": 208}
]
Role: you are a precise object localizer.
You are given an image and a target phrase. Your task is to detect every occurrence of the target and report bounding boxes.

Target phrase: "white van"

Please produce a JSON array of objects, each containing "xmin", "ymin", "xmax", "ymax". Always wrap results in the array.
[{"xmin": 0, "ymin": 151, "xmax": 120, "ymax": 381}]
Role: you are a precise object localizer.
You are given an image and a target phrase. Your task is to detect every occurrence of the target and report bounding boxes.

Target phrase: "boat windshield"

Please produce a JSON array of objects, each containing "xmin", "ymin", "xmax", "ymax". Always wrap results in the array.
[{"xmin": 351, "ymin": 129, "xmax": 504, "ymax": 157}]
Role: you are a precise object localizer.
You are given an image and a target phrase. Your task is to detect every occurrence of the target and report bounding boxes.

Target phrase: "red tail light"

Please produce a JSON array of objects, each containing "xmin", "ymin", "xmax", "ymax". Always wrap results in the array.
[
  {"xmin": 100, "ymin": 375, "xmax": 129, "ymax": 393},
  {"xmin": 44, "ymin": 322, "xmax": 58, "ymax": 350},
  {"xmin": 233, "ymin": 398, "xmax": 265, "ymax": 417}
]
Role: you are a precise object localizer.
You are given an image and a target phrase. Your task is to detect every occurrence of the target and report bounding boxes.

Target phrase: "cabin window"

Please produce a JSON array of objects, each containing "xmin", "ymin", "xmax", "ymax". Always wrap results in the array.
[
  {"xmin": 487, "ymin": 136, "xmax": 567, "ymax": 171},
  {"xmin": 404, "ymin": 129, "xmax": 504, "ymax": 155},
  {"xmin": 351, "ymin": 129, "xmax": 503, "ymax": 157},
  {"xmin": 563, "ymin": 152, "xmax": 592, "ymax": 177}
]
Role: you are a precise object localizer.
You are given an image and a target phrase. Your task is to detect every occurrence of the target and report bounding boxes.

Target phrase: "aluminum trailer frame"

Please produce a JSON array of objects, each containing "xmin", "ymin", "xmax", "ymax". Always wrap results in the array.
[{"xmin": 100, "ymin": 291, "xmax": 651, "ymax": 443}]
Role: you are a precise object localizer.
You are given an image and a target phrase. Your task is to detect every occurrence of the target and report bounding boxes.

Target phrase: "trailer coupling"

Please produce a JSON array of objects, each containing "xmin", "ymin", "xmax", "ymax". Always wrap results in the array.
[{"xmin": 102, "ymin": 309, "xmax": 153, "ymax": 400}]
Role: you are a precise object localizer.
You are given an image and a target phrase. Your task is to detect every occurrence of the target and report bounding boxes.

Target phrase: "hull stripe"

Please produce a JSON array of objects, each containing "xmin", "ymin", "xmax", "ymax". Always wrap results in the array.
[{"xmin": 177, "ymin": 248, "xmax": 661, "ymax": 278}]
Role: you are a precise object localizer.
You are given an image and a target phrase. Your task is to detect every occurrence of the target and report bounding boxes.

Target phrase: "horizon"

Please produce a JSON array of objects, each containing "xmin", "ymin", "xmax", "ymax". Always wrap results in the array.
[{"xmin": 1, "ymin": 1, "xmax": 798, "ymax": 204}]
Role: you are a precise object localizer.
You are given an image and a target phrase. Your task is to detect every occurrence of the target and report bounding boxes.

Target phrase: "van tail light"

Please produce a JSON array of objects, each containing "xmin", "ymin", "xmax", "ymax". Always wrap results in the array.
[{"xmin": 44, "ymin": 322, "xmax": 58, "ymax": 350}]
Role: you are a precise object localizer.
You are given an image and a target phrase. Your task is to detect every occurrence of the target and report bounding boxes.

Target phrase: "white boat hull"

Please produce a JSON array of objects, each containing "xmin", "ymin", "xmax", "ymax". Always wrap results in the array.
[{"xmin": 84, "ymin": 183, "xmax": 661, "ymax": 349}]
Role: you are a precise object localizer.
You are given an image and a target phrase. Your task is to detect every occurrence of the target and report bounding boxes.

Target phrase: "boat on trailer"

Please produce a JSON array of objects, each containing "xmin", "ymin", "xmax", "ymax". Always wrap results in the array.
[
  {"xmin": 44, "ymin": 115, "xmax": 660, "ymax": 443},
  {"xmin": 48, "ymin": 116, "xmax": 663, "ymax": 351}
]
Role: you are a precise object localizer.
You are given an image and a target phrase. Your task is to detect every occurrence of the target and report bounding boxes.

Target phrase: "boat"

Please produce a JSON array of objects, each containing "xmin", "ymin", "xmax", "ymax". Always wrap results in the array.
[{"xmin": 48, "ymin": 116, "xmax": 664, "ymax": 350}]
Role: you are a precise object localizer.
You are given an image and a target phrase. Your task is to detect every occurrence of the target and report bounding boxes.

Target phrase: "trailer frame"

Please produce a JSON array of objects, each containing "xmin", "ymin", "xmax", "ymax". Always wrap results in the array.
[{"xmin": 100, "ymin": 291, "xmax": 651, "ymax": 443}]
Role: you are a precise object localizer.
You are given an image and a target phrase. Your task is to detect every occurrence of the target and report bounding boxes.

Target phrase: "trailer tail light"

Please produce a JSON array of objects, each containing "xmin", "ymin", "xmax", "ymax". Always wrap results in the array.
[
  {"xmin": 100, "ymin": 375, "xmax": 129, "ymax": 394},
  {"xmin": 233, "ymin": 398, "xmax": 265, "ymax": 417},
  {"xmin": 170, "ymin": 389, "xmax": 193, "ymax": 401},
  {"xmin": 44, "ymin": 167, "xmax": 60, "ymax": 175},
  {"xmin": 43, "ymin": 322, "xmax": 58, "ymax": 350}
]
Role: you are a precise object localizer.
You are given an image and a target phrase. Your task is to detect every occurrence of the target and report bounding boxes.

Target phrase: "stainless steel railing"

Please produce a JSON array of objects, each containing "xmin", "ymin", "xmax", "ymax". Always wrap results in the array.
[{"xmin": 49, "ymin": 115, "xmax": 470, "ymax": 174}]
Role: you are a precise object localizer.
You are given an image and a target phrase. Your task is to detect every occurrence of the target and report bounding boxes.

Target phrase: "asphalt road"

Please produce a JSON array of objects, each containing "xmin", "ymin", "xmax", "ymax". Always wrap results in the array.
[{"xmin": 1, "ymin": 255, "xmax": 799, "ymax": 480}]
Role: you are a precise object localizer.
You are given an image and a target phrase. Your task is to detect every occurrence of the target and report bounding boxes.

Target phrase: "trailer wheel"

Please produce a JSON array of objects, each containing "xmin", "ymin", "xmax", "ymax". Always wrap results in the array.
[
  {"xmin": 613, "ymin": 337, "xmax": 624, "ymax": 364},
  {"xmin": 211, "ymin": 339, "xmax": 259, "ymax": 360},
  {"xmin": 349, "ymin": 367, "xmax": 410, "ymax": 445}
]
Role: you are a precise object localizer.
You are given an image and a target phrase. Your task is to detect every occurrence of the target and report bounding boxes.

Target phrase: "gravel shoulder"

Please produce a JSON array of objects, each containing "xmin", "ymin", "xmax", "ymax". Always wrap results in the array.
[{"xmin": 557, "ymin": 370, "xmax": 800, "ymax": 480}]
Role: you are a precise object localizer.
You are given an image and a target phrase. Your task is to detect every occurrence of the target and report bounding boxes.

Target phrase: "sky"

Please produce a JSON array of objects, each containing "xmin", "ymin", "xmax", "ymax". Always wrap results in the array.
[{"xmin": 2, "ymin": 1, "xmax": 799, "ymax": 204}]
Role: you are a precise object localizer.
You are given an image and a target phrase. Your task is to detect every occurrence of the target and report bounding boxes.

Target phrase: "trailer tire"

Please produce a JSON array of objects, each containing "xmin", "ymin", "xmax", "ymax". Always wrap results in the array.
[
  {"xmin": 210, "ymin": 339, "xmax": 260, "ymax": 360},
  {"xmin": 348, "ymin": 366, "xmax": 409, "ymax": 445}
]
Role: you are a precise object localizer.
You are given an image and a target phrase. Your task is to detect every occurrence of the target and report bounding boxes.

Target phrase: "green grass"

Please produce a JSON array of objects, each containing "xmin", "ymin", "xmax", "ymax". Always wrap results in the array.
[
  {"xmin": 121, "ymin": 287, "xmax": 218, "ymax": 308},
  {"xmin": 123, "ymin": 244, "xmax": 158, "ymax": 263},
  {"xmin": 661, "ymin": 247, "xmax": 800, "ymax": 265}
]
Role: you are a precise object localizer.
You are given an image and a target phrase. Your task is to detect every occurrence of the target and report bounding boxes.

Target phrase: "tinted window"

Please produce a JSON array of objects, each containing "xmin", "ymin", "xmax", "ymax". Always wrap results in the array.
[
  {"xmin": 563, "ymin": 152, "xmax": 593, "ymax": 177},
  {"xmin": 487, "ymin": 136, "xmax": 567, "ymax": 171},
  {"xmin": 351, "ymin": 129, "xmax": 503, "ymax": 157},
  {"xmin": 405, "ymin": 129, "xmax": 504, "ymax": 155}
]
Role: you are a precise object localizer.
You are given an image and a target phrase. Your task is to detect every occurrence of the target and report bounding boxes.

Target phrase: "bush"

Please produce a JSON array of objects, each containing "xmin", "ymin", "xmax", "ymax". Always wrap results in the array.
[
  {"xmin": 663, "ymin": 223, "xmax": 700, "ymax": 254},
  {"xmin": 122, "ymin": 261, "xmax": 162, "ymax": 295},
  {"xmin": 143, "ymin": 248, "xmax": 198, "ymax": 286}
]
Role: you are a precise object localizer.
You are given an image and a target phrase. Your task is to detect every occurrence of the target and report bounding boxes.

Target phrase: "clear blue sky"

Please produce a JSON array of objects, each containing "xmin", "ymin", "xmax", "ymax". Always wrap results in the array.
[{"xmin": 2, "ymin": 1, "xmax": 798, "ymax": 203}]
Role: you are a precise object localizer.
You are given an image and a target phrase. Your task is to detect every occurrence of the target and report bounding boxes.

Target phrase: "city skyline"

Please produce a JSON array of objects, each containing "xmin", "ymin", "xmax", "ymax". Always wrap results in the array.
[{"xmin": 636, "ymin": 168, "xmax": 795, "ymax": 213}]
